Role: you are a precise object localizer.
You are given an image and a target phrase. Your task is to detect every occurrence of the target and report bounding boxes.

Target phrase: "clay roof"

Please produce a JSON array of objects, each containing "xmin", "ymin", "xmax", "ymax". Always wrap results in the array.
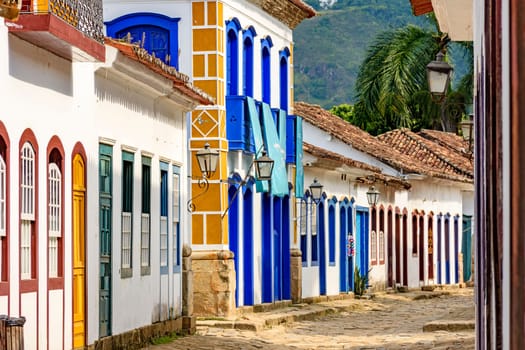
[
  {"xmin": 295, "ymin": 101, "xmax": 473, "ymax": 184},
  {"xmin": 303, "ymin": 142, "xmax": 411, "ymax": 189},
  {"xmin": 377, "ymin": 129, "xmax": 473, "ymax": 180},
  {"xmin": 249, "ymin": 0, "xmax": 316, "ymax": 29},
  {"xmin": 105, "ymin": 38, "xmax": 215, "ymax": 106},
  {"xmin": 409, "ymin": 0, "xmax": 433, "ymax": 16}
]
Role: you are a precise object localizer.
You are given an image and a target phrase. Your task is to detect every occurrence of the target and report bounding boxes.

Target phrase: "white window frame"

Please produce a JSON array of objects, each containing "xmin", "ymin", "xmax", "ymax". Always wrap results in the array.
[
  {"xmin": 160, "ymin": 216, "xmax": 168, "ymax": 267},
  {"xmin": 48, "ymin": 163, "xmax": 61, "ymax": 278},
  {"xmin": 172, "ymin": 172, "xmax": 180, "ymax": 268},
  {"xmin": 141, "ymin": 213, "xmax": 150, "ymax": 268},
  {"xmin": 21, "ymin": 142, "xmax": 35, "ymax": 220},
  {"xmin": 21, "ymin": 220, "xmax": 31, "ymax": 280},
  {"xmin": 121, "ymin": 212, "xmax": 132, "ymax": 269}
]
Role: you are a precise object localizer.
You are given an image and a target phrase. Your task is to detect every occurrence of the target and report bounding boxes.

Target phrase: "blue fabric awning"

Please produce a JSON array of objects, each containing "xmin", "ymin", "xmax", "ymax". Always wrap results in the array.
[
  {"xmin": 247, "ymin": 97, "xmax": 270, "ymax": 193},
  {"xmin": 261, "ymin": 103, "xmax": 288, "ymax": 197}
]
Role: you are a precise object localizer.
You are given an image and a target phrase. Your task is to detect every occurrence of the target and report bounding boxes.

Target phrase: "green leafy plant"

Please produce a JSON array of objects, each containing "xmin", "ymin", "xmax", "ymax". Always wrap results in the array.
[
  {"xmin": 150, "ymin": 331, "xmax": 181, "ymax": 345},
  {"xmin": 354, "ymin": 266, "xmax": 370, "ymax": 297}
]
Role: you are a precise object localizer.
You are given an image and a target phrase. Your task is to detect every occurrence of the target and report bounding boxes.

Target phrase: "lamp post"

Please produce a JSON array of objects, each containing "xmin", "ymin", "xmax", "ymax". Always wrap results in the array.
[
  {"xmin": 366, "ymin": 186, "xmax": 380, "ymax": 207},
  {"xmin": 458, "ymin": 113, "xmax": 474, "ymax": 155},
  {"xmin": 309, "ymin": 178, "xmax": 324, "ymax": 204},
  {"xmin": 220, "ymin": 148, "xmax": 275, "ymax": 218},
  {"xmin": 426, "ymin": 51, "xmax": 454, "ymax": 131},
  {"xmin": 187, "ymin": 143, "xmax": 219, "ymax": 212}
]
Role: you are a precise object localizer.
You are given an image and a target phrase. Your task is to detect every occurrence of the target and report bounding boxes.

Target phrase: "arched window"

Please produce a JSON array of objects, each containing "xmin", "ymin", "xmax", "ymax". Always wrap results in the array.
[
  {"xmin": 20, "ymin": 132, "xmax": 38, "ymax": 285},
  {"xmin": 226, "ymin": 18, "xmax": 241, "ymax": 96},
  {"xmin": 328, "ymin": 197, "xmax": 336, "ymax": 265},
  {"xmin": 412, "ymin": 212, "xmax": 418, "ymax": 255},
  {"xmin": 279, "ymin": 48, "xmax": 290, "ymax": 112},
  {"xmin": 261, "ymin": 36, "xmax": 273, "ymax": 104},
  {"xmin": 48, "ymin": 145, "xmax": 63, "ymax": 281},
  {"xmin": 243, "ymin": 26, "xmax": 257, "ymax": 97},
  {"xmin": 105, "ymin": 13, "xmax": 181, "ymax": 69},
  {"xmin": 379, "ymin": 207, "xmax": 385, "ymax": 264}
]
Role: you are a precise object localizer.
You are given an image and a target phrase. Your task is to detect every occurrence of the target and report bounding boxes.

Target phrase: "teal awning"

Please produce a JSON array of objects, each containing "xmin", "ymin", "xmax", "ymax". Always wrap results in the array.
[
  {"xmin": 261, "ymin": 103, "xmax": 288, "ymax": 197},
  {"xmin": 247, "ymin": 97, "xmax": 269, "ymax": 193}
]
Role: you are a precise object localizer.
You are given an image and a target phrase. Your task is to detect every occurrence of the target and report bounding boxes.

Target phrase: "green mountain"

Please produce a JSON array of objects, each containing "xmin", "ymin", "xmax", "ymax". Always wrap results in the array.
[{"xmin": 293, "ymin": 0, "xmax": 432, "ymax": 109}]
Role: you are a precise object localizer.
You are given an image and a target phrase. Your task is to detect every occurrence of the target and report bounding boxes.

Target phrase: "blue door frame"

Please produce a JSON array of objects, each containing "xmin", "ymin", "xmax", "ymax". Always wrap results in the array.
[
  {"xmin": 228, "ymin": 182, "xmax": 240, "ymax": 306},
  {"xmin": 339, "ymin": 205, "xmax": 348, "ymax": 292},
  {"xmin": 262, "ymin": 193, "xmax": 290, "ymax": 302},
  {"xmin": 243, "ymin": 185, "xmax": 254, "ymax": 305},
  {"xmin": 262, "ymin": 193, "xmax": 272, "ymax": 303},
  {"xmin": 318, "ymin": 201, "xmax": 327, "ymax": 295},
  {"xmin": 355, "ymin": 206, "xmax": 369, "ymax": 282}
]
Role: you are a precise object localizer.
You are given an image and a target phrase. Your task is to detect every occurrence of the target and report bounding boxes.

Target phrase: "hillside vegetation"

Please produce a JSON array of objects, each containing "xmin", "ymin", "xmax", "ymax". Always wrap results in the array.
[{"xmin": 293, "ymin": 0, "xmax": 431, "ymax": 109}]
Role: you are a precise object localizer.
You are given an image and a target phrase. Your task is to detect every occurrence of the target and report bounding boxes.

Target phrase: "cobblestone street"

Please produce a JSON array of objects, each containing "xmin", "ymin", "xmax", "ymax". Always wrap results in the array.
[{"xmin": 145, "ymin": 287, "xmax": 475, "ymax": 350}]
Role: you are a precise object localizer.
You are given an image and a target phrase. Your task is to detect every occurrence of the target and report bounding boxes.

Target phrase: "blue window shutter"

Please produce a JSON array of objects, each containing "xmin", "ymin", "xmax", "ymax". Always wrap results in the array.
[
  {"xmin": 105, "ymin": 13, "xmax": 180, "ymax": 69},
  {"xmin": 295, "ymin": 117, "xmax": 304, "ymax": 197}
]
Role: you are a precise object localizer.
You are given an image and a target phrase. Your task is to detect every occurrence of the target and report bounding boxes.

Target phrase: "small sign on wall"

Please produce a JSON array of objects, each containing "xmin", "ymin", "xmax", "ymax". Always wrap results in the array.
[{"xmin": 347, "ymin": 234, "xmax": 355, "ymax": 257}]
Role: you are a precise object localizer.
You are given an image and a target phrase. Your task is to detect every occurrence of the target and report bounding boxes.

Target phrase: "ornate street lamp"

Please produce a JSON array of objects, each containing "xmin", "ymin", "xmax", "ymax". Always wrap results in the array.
[
  {"xmin": 187, "ymin": 143, "xmax": 219, "ymax": 212},
  {"xmin": 309, "ymin": 178, "xmax": 324, "ymax": 204},
  {"xmin": 459, "ymin": 114, "xmax": 474, "ymax": 155},
  {"xmin": 426, "ymin": 51, "xmax": 453, "ymax": 103},
  {"xmin": 220, "ymin": 147, "xmax": 275, "ymax": 218},
  {"xmin": 195, "ymin": 143, "xmax": 219, "ymax": 179},
  {"xmin": 254, "ymin": 151, "xmax": 274, "ymax": 181},
  {"xmin": 366, "ymin": 186, "xmax": 380, "ymax": 207}
]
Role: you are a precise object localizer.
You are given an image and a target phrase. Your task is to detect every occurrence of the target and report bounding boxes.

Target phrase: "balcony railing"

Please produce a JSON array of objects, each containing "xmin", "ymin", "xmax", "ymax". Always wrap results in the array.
[{"xmin": 8, "ymin": 0, "xmax": 105, "ymax": 61}]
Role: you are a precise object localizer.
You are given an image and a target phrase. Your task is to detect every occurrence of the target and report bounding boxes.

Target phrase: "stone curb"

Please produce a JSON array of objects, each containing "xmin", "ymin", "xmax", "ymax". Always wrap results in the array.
[{"xmin": 196, "ymin": 288, "xmax": 474, "ymax": 333}]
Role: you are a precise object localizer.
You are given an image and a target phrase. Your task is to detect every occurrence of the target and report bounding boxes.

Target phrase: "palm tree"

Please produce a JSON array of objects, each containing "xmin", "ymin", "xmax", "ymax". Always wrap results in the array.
[{"xmin": 352, "ymin": 15, "xmax": 472, "ymax": 135}]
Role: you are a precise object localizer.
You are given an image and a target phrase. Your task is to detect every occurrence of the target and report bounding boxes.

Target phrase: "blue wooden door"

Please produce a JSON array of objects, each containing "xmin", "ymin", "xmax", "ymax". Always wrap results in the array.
[
  {"xmin": 243, "ymin": 186, "xmax": 254, "ymax": 305},
  {"xmin": 262, "ymin": 194, "xmax": 272, "ymax": 303},
  {"xmin": 99, "ymin": 145, "xmax": 112, "ymax": 337},
  {"xmin": 318, "ymin": 202, "xmax": 326, "ymax": 295},
  {"xmin": 281, "ymin": 196, "xmax": 291, "ymax": 300},
  {"xmin": 462, "ymin": 216, "xmax": 472, "ymax": 282},
  {"xmin": 228, "ymin": 184, "xmax": 240, "ymax": 305},
  {"xmin": 339, "ymin": 206, "xmax": 348, "ymax": 292},
  {"xmin": 273, "ymin": 197, "xmax": 282, "ymax": 301},
  {"xmin": 355, "ymin": 208, "xmax": 369, "ymax": 282}
]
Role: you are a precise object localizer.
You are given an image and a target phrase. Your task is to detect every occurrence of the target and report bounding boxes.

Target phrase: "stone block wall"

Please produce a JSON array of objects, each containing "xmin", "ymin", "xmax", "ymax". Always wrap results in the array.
[{"xmin": 192, "ymin": 250, "xmax": 236, "ymax": 318}]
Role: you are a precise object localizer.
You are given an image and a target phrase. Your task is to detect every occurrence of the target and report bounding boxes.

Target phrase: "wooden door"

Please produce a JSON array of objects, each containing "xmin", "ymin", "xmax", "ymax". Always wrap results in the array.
[
  {"xmin": 72, "ymin": 154, "xmax": 86, "ymax": 348},
  {"xmin": 99, "ymin": 145, "xmax": 112, "ymax": 336}
]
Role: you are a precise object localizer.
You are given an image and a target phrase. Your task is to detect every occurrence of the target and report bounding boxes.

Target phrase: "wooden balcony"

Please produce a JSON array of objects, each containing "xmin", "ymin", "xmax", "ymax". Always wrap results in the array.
[{"xmin": 7, "ymin": 0, "xmax": 105, "ymax": 61}]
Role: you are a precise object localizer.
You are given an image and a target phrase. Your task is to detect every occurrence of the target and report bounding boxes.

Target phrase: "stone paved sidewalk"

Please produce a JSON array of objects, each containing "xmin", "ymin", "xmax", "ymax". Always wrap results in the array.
[{"xmin": 144, "ymin": 286, "xmax": 475, "ymax": 350}]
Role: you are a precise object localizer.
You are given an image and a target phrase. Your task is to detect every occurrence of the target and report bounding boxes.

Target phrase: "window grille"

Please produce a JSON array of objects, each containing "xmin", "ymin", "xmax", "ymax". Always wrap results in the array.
[
  {"xmin": 172, "ymin": 173, "xmax": 180, "ymax": 267},
  {"xmin": 160, "ymin": 216, "xmax": 168, "ymax": 267},
  {"xmin": 48, "ymin": 164, "xmax": 61, "ymax": 237},
  {"xmin": 49, "ymin": 237, "xmax": 58, "ymax": 277},
  {"xmin": 379, "ymin": 230, "xmax": 385, "ymax": 262},
  {"xmin": 21, "ymin": 142, "xmax": 35, "ymax": 220},
  {"xmin": 21, "ymin": 220, "xmax": 31, "ymax": 279},
  {"xmin": 371, "ymin": 230, "xmax": 377, "ymax": 264},
  {"xmin": 141, "ymin": 213, "xmax": 150, "ymax": 267},
  {"xmin": 121, "ymin": 212, "xmax": 132, "ymax": 268}
]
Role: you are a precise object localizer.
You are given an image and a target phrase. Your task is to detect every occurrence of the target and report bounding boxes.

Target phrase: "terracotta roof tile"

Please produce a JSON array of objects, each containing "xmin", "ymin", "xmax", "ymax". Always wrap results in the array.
[
  {"xmin": 105, "ymin": 38, "xmax": 215, "ymax": 106},
  {"xmin": 377, "ymin": 129, "xmax": 473, "ymax": 180},
  {"xmin": 294, "ymin": 101, "xmax": 473, "ymax": 184},
  {"xmin": 409, "ymin": 0, "xmax": 433, "ymax": 16},
  {"xmin": 303, "ymin": 142, "xmax": 411, "ymax": 189}
]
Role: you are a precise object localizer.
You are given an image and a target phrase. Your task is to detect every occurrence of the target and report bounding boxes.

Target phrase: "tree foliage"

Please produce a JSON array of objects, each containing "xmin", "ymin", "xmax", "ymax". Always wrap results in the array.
[{"xmin": 351, "ymin": 16, "xmax": 473, "ymax": 135}]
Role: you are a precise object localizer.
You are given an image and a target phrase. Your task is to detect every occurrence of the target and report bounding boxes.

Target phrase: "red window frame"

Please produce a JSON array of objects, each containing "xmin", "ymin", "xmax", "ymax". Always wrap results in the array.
[
  {"xmin": 0, "ymin": 122, "xmax": 10, "ymax": 296},
  {"xmin": 371, "ymin": 207, "xmax": 377, "ymax": 265}
]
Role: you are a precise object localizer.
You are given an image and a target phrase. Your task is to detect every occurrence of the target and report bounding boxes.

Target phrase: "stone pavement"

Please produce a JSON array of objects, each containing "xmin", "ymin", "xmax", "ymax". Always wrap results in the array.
[{"xmin": 144, "ymin": 287, "xmax": 475, "ymax": 350}]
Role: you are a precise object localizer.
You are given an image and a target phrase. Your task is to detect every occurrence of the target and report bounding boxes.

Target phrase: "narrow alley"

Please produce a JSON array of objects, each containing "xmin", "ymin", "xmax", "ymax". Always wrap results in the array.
[{"xmin": 144, "ymin": 287, "xmax": 475, "ymax": 350}]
